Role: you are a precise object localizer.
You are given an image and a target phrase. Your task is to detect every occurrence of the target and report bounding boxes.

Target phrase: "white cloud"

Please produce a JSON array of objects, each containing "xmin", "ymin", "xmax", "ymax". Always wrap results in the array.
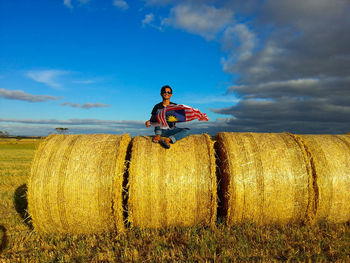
[
  {"xmin": 113, "ymin": 0, "xmax": 128, "ymax": 10},
  {"xmin": 143, "ymin": 0, "xmax": 174, "ymax": 6},
  {"xmin": 183, "ymin": 94, "xmax": 240, "ymax": 104},
  {"xmin": 221, "ymin": 24, "xmax": 256, "ymax": 69},
  {"xmin": 0, "ymin": 88, "xmax": 62, "ymax": 102},
  {"xmin": 141, "ymin": 13, "xmax": 163, "ymax": 31},
  {"xmin": 162, "ymin": 3, "xmax": 234, "ymax": 40},
  {"xmin": 142, "ymin": 13, "xmax": 155, "ymax": 26},
  {"xmin": 64, "ymin": 0, "xmax": 73, "ymax": 9},
  {"xmin": 26, "ymin": 70, "xmax": 70, "ymax": 89},
  {"xmin": 63, "ymin": 0, "xmax": 90, "ymax": 9},
  {"xmin": 61, "ymin": 102, "xmax": 111, "ymax": 109},
  {"xmin": 72, "ymin": 79, "xmax": 96, "ymax": 84}
]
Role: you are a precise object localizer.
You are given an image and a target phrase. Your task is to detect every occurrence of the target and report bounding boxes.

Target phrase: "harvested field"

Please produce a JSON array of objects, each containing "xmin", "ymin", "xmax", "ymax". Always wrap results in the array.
[
  {"xmin": 27, "ymin": 134, "xmax": 131, "ymax": 234},
  {"xmin": 1, "ymin": 137, "xmax": 350, "ymax": 262},
  {"xmin": 128, "ymin": 134, "xmax": 217, "ymax": 228}
]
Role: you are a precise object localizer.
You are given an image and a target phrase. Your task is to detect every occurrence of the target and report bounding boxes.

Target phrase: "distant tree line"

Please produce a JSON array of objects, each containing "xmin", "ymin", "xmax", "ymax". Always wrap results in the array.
[{"xmin": 0, "ymin": 131, "xmax": 9, "ymax": 137}]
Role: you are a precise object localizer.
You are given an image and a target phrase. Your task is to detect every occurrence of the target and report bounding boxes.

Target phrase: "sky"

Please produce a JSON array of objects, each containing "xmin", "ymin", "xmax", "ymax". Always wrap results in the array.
[{"xmin": 1, "ymin": 0, "xmax": 349, "ymax": 136}]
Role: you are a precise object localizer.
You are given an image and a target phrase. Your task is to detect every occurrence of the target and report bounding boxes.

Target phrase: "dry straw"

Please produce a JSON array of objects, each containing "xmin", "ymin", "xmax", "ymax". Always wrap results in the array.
[
  {"xmin": 215, "ymin": 132, "xmax": 311, "ymax": 225},
  {"xmin": 28, "ymin": 134, "xmax": 131, "ymax": 234},
  {"xmin": 295, "ymin": 134, "xmax": 350, "ymax": 223},
  {"xmin": 128, "ymin": 134, "xmax": 217, "ymax": 228}
]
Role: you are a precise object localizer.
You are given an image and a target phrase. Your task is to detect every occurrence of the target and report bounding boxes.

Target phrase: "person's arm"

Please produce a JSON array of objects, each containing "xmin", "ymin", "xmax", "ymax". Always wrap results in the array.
[{"xmin": 145, "ymin": 105, "xmax": 158, "ymax": 127}]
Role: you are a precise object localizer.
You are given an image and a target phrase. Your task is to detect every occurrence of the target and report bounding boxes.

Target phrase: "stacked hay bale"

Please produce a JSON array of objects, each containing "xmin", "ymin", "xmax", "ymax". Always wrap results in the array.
[
  {"xmin": 215, "ymin": 132, "xmax": 312, "ymax": 225},
  {"xmin": 28, "ymin": 132, "xmax": 350, "ymax": 233},
  {"xmin": 294, "ymin": 135, "xmax": 350, "ymax": 223},
  {"xmin": 128, "ymin": 134, "xmax": 217, "ymax": 228},
  {"xmin": 28, "ymin": 134, "xmax": 131, "ymax": 234}
]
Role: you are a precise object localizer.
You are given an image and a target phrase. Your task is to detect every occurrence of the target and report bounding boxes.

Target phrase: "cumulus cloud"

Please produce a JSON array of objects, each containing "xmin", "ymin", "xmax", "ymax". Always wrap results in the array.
[
  {"xmin": 142, "ymin": 13, "xmax": 155, "ymax": 27},
  {"xmin": 26, "ymin": 70, "xmax": 70, "ymax": 89},
  {"xmin": 227, "ymin": 77, "xmax": 350, "ymax": 101},
  {"xmin": 222, "ymin": 0, "xmax": 350, "ymax": 82},
  {"xmin": 113, "ymin": 0, "xmax": 128, "ymax": 10},
  {"xmin": 162, "ymin": 3, "xmax": 234, "ymax": 40},
  {"xmin": 61, "ymin": 102, "xmax": 111, "ymax": 109},
  {"xmin": 183, "ymin": 94, "xmax": 240, "ymax": 104},
  {"xmin": 63, "ymin": 0, "xmax": 73, "ymax": 9},
  {"xmin": 221, "ymin": 24, "xmax": 256, "ymax": 70},
  {"xmin": 72, "ymin": 79, "xmax": 96, "ymax": 84},
  {"xmin": 63, "ymin": 0, "xmax": 90, "ymax": 8},
  {"xmin": 143, "ymin": 0, "xmax": 174, "ymax": 6},
  {"xmin": 141, "ymin": 13, "xmax": 164, "ymax": 31},
  {"xmin": 211, "ymin": 97, "xmax": 350, "ymax": 134},
  {"xmin": 0, "ymin": 88, "xmax": 62, "ymax": 102},
  {"xmin": 212, "ymin": 0, "xmax": 350, "ymax": 133}
]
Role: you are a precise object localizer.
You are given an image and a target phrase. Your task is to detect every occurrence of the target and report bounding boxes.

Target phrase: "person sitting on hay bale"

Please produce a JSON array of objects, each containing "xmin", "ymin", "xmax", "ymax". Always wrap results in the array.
[{"xmin": 145, "ymin": 85, "xmax": 209, "ymax": 149}]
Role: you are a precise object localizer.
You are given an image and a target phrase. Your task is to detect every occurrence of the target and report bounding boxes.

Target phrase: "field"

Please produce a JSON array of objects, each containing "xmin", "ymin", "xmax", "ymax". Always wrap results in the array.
[{"xmin": 0, "ymin": 138, "xmax": 350, "ymax": 262}]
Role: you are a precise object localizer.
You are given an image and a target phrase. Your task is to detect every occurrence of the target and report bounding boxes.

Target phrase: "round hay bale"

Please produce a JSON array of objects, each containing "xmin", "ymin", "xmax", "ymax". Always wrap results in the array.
[
  {"xmin": 296, "ymin": 135, "xmax": 350, "ymax": 223},
  {"xmin": 215, "ymin": 132, "xmax": 311, "ymax": 225},
  {"xmin": 128, "ymin": 134, "xmax": 217, "ymax": 228},
  {"xmin": 28, "ymin": 134, "xmax": 131, "ymax": 234}
]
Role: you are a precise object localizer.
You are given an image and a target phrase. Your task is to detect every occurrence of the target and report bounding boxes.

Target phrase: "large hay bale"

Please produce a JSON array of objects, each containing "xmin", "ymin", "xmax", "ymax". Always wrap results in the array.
[
  {"xmin": 296, "ymin": 135, "xmax": 350, "ymax": 223},
  {"xmin": 216, "ymin": 132, "xmax": 311, "ymax": 225},
  {"xmin": 28, "ymin": 134, "xmax": 131, "ymax": 234},
  {"xmin": 128, "ymin": 134, "xmax": 217, "ymax": 228}
]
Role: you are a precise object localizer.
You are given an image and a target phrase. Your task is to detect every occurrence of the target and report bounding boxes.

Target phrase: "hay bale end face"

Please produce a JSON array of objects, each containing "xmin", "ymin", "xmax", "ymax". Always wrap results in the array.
[
  {"xmin": 128, "ymin": 134, "xmax": 217, "ymax": 228},
  {"xmin": 28, "ymin": 134, "xmax": 131, "ymax": 234},
  {"xmin": 216, "ymin": 132, "xmax": 311, "ymax": 225},
  {"xmin": 297, "ymin": 135, "xmax": 350, "ymax": 223}
]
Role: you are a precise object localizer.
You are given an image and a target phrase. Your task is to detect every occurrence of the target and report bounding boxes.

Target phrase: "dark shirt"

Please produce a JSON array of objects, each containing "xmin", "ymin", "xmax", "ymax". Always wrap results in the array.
[{"xmin": 150, "ymin": 102, "xmax": 177, "ymax": 129}]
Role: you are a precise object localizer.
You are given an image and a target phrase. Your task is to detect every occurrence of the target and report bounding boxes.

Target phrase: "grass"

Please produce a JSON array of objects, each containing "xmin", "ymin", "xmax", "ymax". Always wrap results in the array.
[{"xmin": 0, "ymin": 138, "xmax": 350, "ymax": 262}]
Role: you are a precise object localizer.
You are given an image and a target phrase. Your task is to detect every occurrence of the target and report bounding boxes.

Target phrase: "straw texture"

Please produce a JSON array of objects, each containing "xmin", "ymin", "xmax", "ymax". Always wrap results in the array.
[
  {"xmin": 128, "ymin": 134, "xmax": 217, "ymax": 228},
  {"xmin": 28, "ymin": 134, "xmax": 131, "ymax": 234},
  {"xmin": 216, "ymin": 132, "xmax": 310, "ymax": 225},
  {"xmin": 296, "ymin": 135, "xmax": 350, "ymax": 223}
]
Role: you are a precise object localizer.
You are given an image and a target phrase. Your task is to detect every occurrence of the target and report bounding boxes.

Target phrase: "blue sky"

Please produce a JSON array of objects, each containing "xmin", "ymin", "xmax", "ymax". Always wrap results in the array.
[{"xmin": 1, "ymin": 0, "xmax": 350, "ymax": 136}]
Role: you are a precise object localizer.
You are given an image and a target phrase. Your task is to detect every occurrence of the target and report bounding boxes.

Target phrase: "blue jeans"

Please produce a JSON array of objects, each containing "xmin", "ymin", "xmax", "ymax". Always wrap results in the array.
[{"xmin": 154, "ymin": 126, "xmax": 190, "ymax": 143}]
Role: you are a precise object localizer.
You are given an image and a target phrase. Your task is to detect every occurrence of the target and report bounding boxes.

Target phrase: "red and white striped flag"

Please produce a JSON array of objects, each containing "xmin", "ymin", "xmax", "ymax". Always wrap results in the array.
[{"xmin": 156, "ymin": 104, "xmax": 209, "ymax": 129}]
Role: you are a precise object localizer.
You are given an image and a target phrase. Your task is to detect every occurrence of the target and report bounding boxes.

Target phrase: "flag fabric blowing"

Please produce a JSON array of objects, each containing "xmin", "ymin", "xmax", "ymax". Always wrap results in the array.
[{"xmin": 156, "ymin": 104, "xmax": 209, "ymax": 129}]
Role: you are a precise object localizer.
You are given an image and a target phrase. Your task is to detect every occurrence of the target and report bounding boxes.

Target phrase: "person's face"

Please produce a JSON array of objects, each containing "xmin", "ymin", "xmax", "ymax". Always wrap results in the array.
[{"xmin": 161, "ymin": 88, "xmax": 172, "ymax": 99}]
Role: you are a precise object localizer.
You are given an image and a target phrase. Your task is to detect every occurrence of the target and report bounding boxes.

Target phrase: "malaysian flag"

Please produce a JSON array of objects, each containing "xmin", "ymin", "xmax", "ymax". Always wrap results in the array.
[{"xmin": 156, "ymin": 104, "xmax": 209, "ymax": 129}]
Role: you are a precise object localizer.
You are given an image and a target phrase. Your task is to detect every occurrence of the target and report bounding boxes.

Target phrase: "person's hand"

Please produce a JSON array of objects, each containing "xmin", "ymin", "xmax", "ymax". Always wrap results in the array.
[{"xmin": 145, "ymin": 120, "xmax": 151, "ymax": 128}]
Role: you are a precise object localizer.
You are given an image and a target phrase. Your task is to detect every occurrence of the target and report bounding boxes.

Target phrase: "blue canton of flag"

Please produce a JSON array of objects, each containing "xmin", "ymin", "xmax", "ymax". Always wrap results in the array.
[{"xmin": 166, "ymin": 109, "xmax": 186, "ymax": 123}]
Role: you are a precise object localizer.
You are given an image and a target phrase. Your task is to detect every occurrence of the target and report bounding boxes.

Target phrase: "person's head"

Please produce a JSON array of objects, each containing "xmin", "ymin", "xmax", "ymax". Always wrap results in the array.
[{"xmin": 160, "ymin": 85, "xmax": 172, "ymax": 100}]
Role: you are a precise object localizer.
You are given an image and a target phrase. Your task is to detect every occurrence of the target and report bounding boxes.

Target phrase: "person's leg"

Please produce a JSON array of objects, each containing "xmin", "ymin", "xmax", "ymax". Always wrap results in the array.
[
  {"xmin": 165, "ymin": 128, "xmax": 190, "ymax": 143},
  {"xmin": 153, "ymin": 126, "xmax": 163, "ymax": 142}
]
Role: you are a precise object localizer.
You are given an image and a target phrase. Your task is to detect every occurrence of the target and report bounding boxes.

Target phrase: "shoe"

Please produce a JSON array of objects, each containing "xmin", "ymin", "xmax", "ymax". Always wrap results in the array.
[
  {"xmin": 152, "ymin": 135, "xmax": 161, "ymax": 143},
  {"xmin": 159, "ymin": 137, "xmax": 171, "ymax": 149}
]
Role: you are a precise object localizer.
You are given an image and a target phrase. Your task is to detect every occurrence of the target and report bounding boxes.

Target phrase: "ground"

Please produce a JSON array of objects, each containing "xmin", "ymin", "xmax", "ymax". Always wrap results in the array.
[{"xmin": 0, "ymin": 138, "xmax": 349, "ymax": 262}]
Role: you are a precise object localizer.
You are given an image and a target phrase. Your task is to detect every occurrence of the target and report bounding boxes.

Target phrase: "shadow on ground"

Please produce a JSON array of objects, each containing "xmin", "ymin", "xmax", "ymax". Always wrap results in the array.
[
  {"xmin": 0, "ymin": 225, "xmax": 7, "ymax": 253},
  {"xmin": 14, "ymin": 184, "xmax": 33, "ymax": 230}
]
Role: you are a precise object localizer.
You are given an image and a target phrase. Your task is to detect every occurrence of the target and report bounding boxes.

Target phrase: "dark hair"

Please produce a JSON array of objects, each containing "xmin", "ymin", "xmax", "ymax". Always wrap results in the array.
[{"xmin": 160, "ymin": 85, "xmax": 172, "ymax": 94}]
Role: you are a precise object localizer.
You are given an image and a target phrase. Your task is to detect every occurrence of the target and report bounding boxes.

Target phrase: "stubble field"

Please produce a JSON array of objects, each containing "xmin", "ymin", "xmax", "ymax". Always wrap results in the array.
[{"xmin": 0, "ymin": 138, "xmax": 349, "ymax": 262}]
